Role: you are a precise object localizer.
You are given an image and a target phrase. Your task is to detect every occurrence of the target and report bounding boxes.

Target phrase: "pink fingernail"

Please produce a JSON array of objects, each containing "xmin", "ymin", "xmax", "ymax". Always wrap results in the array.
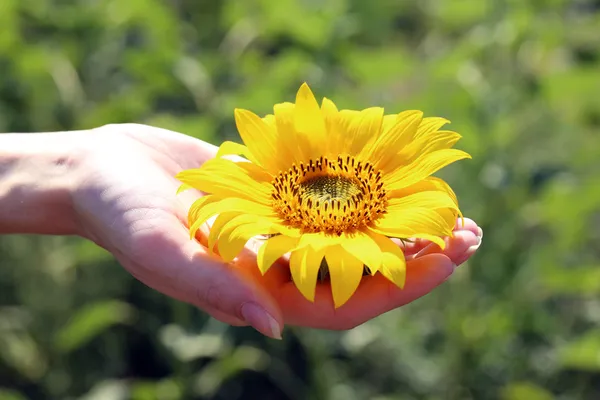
[
  {"xmin": 473, "ymin": 231, "xmax": 483, "ymax": 249},
  {"xmin": 241, "ymin": 302, "xmax": 282, "ymax": 340}
]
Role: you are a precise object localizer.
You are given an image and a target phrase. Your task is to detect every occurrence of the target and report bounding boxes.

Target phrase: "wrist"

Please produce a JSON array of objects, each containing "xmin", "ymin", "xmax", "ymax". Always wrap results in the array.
[{"xmin": 0, "ymin": 131, "xmax": 88, "ymax": 235}]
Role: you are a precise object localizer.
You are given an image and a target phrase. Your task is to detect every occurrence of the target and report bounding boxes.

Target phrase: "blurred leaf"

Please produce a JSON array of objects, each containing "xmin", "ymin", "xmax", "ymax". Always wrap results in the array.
[
  {"xmin": 194, "ymin": 346, "xmax": 270, "ymax": 397},
  {"xmin": 78, "ymin": 379, "xmax": 128, "ymax": 400},
  {"xmin": 0, "ymin": 325, "xmax": 47, "ymax": 381},
  {"xmin": 158, "ymin": 324, "xmax": 229, "ymax": 362},
  {"xmin": 502, "ymin": 382, "xmax": 554, "ymax": 400},
  {"xmin": 559, "ymin": 330, "xmax": 600, "ymax": 371},
  {"xmin": 54, "ymin": 300, "xmax": 135, "ymax": 353},
  {"xmin": 1, "ymin": 0, "xmax": 600, "ymax": 399},
  {"xmin": 0, "ymin": 388, "xmax": 27, "ymax": 400},
  {"xmin": 131, "ymin": 379, "xmax": 182, "ymax": 400},
  {"xmin": 541, "ymin": 265, "xmax": 600, "ymax": 295}
]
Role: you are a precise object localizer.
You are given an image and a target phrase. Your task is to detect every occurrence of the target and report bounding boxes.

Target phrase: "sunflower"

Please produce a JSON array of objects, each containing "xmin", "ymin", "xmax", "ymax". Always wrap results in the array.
[{"xmin": 176, "ymin": 83, "xmax": 470, "ymax": 308}]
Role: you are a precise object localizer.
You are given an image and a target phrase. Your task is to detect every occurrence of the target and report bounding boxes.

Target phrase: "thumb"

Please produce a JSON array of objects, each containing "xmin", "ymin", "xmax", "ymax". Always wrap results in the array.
[{"xmin": 119, "ymin": 215, "xmax": 283, "ymax": 340}]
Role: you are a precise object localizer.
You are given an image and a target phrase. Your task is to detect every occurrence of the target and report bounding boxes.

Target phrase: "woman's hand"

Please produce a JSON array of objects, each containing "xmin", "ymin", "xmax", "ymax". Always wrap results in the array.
[{"xmin": 5, "ymin": 124, "xmax": 482, "ymax": 339}]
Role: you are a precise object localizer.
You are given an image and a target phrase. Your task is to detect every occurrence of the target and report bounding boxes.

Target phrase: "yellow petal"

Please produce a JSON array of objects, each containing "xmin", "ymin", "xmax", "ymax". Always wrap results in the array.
[
  {"xmin": 385, "ymin": 149, "xmax": 471, "ymax": 191},
  {"xmin": 387, "ymin": 191, "xmax": 458, "ymax": 212},
  {"xmin": 428, "ymin": 177, "xmax": 459, "ymax": 206},
  {"xmin": 187, "ymin": 195, "xmax": 221, "ymax": 238},
  {"xmin": 234, "ymin": 108, "xmax": 285, "ymax": 173},
  {"xmin": 218, "ymin": 213, "xmax": 272, "ymax": 240},
  {"xmin": 237, "ymin": 161, "xmax": 274, "ymax": 182},
  {"xmin": 290, "ymin": 245, "xmax": 326, "ymax": 302},
  {"xmin": 321, "ymin": 97, "xmax": 339, "ymax": 133},
  {"xmin": 397, "ymin": 130, "xmax": 462, "ymax": 165},
  {"xmin": 376, "ymin": 206, "xmax": 453, "ymax": 235},
  {"xmin": 367, "ymin": 231, "xmax": 407, "ymax": 288},
  {"xmin": 339, "ymin": 107, "xmax": 384, "ymax": 156},
  {"xmin": 420, "ymin": 130, "xmax": 462, "ymax": 154},
  {"xmin": 216, "ymin": 227, "xmax": 255, "ymax": 262},
  {"xmin": 326, "ymin": 246, "xmax": 364, "ymax": 308},
  {"xmin": 381, "ymin": 114, "xmax": 397, "ymax": 134},
  {"xmin": 321, "ymin": 97, "xmax": 341, "ymax": 156},
  {"xmin": 176, "ymin": 183, "xmax": 194, "ymax": 194},
  {"xmin": 257, "ymin": 235, "xmax": 299, "ymax": 275},
  {"xmin": 340, "ymin": 231, "xmax": 382, "ymax": 274},
  {"xmin": 207, "ymin": 212, "xmax": 239, "ymax": 253},
  {"xmin": 415, "ymin": 117, "xmax": 450, "ymax": 140},
  {"xmin": 274, "ymin": 102, "xmax": 310, "ymax": 164},
  {"xmin": 294, "ymin": 83, "xmax": 326, "ymax": 137},
  {"xmin": 423, "ymin": 177, "xmax": 463, "ymax": 223},
  {"xmin": 218, "ymin": 218, "xmax": 276, "ymax": 262},
  {"xmin": 261, "ymin": 112, "xmax": 297, "ymax": 168},
  {"xmin": 294, "ymin": 83, "xmax": 326, "ymax": 159},
  {"xmin": 262, "ymin": 114, "xmax": 275, "ymax": 126},
  {"xmin": 390, "ymin": 177, "xmax": 459, "ymax": 207},
  {"xmin": 269, "ymin": 223, "xmax": 303, "ymax": 238},
  {"xmin": 176, "ymin": 159, "xmax": 273, "ymax": 204},
  {"xmin": 215, "ymin": 141, "xmax": 259, "ymax": 164},
  {"xmin": 372, "ymin": 208, "xmax": 454, "ymax": 248},
  {"xmin": 364, "ymin": 110, "xmax": 423, "ymax": 171},
  {"xmin": 188, "ymin": 197, "xmax": 274, "ymax": 240},
  {"xmin": 295, "ymin": 232, "xmax": 341, "ymax": 253},
  {"xmin": 372, "ymin": 229, "xmax": 446, "ymax": 249}
]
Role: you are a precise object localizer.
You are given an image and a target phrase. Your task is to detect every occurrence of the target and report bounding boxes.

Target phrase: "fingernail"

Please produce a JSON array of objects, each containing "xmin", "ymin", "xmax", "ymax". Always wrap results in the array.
[
  {"xmin": 475, "ymin": 229, "xmax": 483, "ymax": 247},
  {"xmin": 466, "ymin": 237, "xmax": 482, "ymax": 254},
  {"xmin": 241, "ymin": 302, "xmax": 282, "ymax": 340},
  {"xmin": 455, "ymin": 232, "xmax": 483, "ymax": 266}
]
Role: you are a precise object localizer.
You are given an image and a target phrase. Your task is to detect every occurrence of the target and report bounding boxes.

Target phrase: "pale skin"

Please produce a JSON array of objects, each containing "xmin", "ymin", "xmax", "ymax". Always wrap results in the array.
[{"xmin": 0, "ymin": 124, "xmax": 482, "ymax": 339}]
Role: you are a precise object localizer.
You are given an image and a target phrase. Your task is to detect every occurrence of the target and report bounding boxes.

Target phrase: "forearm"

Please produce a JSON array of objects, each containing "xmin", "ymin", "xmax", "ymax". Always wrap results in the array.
[{"xmin": 0, "ymin": 131, "xmax": 85, "ymax": 235}]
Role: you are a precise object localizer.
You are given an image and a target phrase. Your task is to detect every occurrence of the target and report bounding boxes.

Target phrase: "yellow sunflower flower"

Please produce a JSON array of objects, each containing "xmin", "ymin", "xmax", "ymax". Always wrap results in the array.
[{"xmin": 176, "ymin": 83, "xmax": 470, "ymax": 308}]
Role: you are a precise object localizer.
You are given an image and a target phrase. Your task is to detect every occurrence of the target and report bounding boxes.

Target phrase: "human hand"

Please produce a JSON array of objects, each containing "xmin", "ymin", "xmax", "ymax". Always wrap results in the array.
[{"xmin": 71, "ymin": 124, "xmax": 482, "ymax": 339}]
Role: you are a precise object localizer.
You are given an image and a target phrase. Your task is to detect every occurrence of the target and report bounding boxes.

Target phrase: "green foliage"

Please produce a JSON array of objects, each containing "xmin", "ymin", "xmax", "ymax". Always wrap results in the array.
[
  {"xmin": 54, "ymin": 300, "xmax": 136, "ymax": 354},
  {"xmin": 1, "ymin": 0, "xmax": 600, "ymax": 398}
]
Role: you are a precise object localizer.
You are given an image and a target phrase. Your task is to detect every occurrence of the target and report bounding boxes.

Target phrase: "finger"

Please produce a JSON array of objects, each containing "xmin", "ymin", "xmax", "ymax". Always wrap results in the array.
[
  {"xmin": 206, "ymin": 307, "xmax": 248, "ymax": 326},
  {"xmin": 392, "ymin": 217, "xmax": 481, "ymax": 257},
  {"xmin": 453, "ymin": 224, "xmax": 483, "ymax": 265},
  {"xmin": 412, "ymin": 229, "xmax": 480, "ymax": 263},
  {"xmin": 278, "ymin": 253, "xmax": 454, "ymax": 330},
  {"xmin": 120, "ymin": 216, "xmax": 283, "ymax": 340},
  {"xmin": 454, "ymin": 217, "xmax": 480, "ymax": 235},
  {"xmin": 407, "ymin": 218, "xmax": 483, "ymax": 264},
  {"xmin": 392, "ymin": 237, "xmax": 432, "ymax": 256}
]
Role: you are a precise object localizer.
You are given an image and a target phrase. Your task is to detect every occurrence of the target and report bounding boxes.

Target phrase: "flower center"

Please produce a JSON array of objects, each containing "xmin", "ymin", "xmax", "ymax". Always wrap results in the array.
[
  {"xmin": 300, "ymin": 175, "xmax": 361, "ymax": 203},
  {"xmin": 271, "ymin": 155, "xmax": 387, "ymax": 234}
]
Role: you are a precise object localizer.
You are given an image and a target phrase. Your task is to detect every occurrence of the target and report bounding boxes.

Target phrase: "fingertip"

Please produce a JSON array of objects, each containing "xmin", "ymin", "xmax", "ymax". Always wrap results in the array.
[
  {"xmin": 454, "ymin": 217, "xmax": 479, "ymax": 235},
  {"xmin": 240, "ymin": 302, "xmax": 283, "ymax": 340},
  {"xmin": 411, "ymin": 229, "xmax": 480, "ymax": 266},
  {"xmin": 176, "ymin": 241, "xmax": 285, "ymax": 339}
]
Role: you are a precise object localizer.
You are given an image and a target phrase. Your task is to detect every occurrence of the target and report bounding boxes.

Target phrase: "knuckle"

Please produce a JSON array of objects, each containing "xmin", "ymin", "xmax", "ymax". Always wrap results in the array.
[
  {"xmin": 199, "ymin": 283, "xmax": 223, "ymax": 311},
  {"xmin": 195, "ymin": 271, "xmax": 254, "ymax": 321}
]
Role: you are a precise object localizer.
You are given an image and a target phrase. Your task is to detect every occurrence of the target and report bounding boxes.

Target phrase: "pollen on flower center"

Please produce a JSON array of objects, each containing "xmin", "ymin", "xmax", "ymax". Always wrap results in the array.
[
  {"xmin": 271, "ymin": 155, "xmax": 388, "ymax": 234},
  {"xmin": 300, "ymin": 175, "xmax": 361, "ymax": 202}
]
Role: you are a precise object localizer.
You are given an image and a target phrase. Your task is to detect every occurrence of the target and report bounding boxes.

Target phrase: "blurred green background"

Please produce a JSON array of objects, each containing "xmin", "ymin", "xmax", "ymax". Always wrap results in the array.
[{"xmin": 1, "ymin": 0, "xmax": 600, "ymax": 399}]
